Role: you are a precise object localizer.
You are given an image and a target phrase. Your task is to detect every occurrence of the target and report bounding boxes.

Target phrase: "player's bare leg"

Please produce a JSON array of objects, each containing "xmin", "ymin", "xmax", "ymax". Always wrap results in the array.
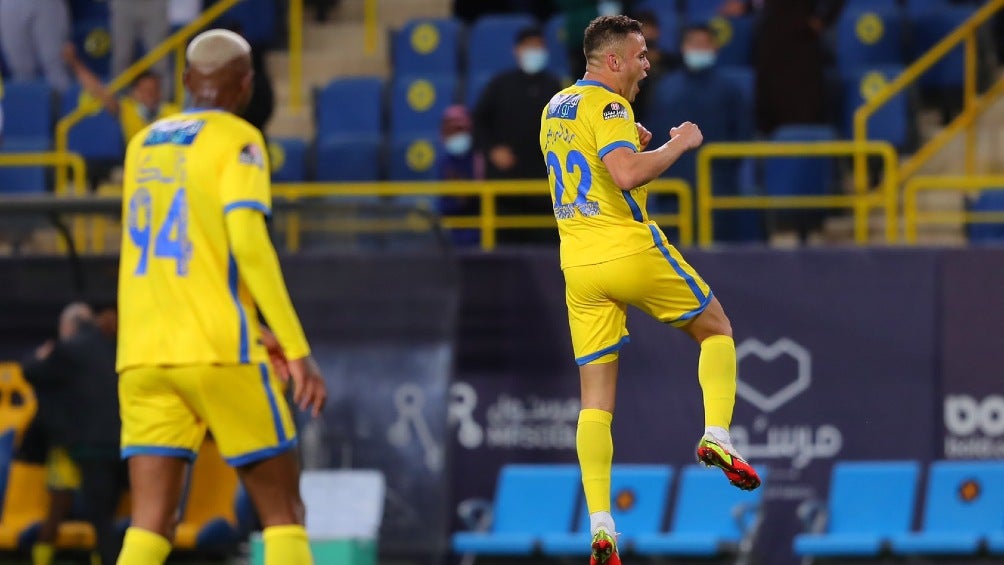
[
  {"xmin": 116, "ymin": 455, "xmax": 188, "ymax": 564},
  {"xmin": 681, "ymin": 297, "xmax": 760, "ymax": 490},
  {"xmin": 578, "ymin": 360, "xmax": 621, "ymax": 565},
  {"xmin": 238, "ymin": 450, "xmax": 313, "ymax": 564},
  {"xmin": 33, "ymin": 489, "xmax": 73, "ymax": 565}
]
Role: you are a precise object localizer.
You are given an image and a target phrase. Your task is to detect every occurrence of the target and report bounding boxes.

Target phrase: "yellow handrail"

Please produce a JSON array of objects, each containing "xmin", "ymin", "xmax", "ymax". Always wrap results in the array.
[
  {"xmin": 696, "ymin": 141, "xmax": 899, "ymax": 247},
  {"xmin": 364, "ymin": 0, "xmax": 379, "ymax": 55},
  {"xmin": 853, "ymin": 0, "xmax": 1004, "ymax": 189},
  {"xmin": 273, "ymin": 179, "xmax": 693, "ymax": 251},
  {"xmin": 0, "ymin": 153, "xmax": 88, "ymax": 196},
  {"xmin": 289, "ymin": 0, "xmax": 304, "ymax": 110},
  {"xmin": 54, "ymin": 0, "xmax": 243, "ymax": 193},
  {"xmin": 903, "ymin": 175, "xmax": 1004, "ymax": 243}
]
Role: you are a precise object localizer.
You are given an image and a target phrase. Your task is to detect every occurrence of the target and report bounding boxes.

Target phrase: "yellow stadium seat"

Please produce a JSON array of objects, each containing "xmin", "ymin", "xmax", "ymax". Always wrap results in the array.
[
  {"xmin": 174, "ymin": 438, "xmax": 240, "ymax": 550},
  {"xmin": 0, "ymin": 461, "xmax": 96, "ymax": 551},
  {"xmin": 0, "ymin": 363, "xmax": 38, "ymax": 445}
]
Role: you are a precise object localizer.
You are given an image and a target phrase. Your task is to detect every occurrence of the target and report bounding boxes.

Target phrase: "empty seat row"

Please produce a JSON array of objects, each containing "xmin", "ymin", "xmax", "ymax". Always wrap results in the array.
[{"xmin": 452, "ymin": 464, "xmax": 767, "ymax": 558}]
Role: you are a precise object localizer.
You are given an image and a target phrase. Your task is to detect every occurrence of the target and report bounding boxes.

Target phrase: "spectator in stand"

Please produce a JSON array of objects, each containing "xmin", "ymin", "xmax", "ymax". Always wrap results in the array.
[
  {"xmin": 0, "ymin": 0, "xmax": 72, "ymax": 92},
  {"xmin": 109, "ymin": 0, "xmax": 170, "ymax": 88},
  {"xmin": 473, "ymin": 26, "xmax": 562, "ymax": 244},
  {"xmin": 437, "ymin": 105, "xmax": 481, "ymax": 246},
  {"xmin": 63, "ymin": 43, "xmax": 180, "ymax": 144},
  {"xmin": 225, "ymin": 23, "xmax": 276, "ymax": 134}
]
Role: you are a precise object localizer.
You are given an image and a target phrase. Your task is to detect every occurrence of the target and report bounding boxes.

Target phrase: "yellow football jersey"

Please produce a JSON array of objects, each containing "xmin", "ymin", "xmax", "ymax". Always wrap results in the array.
[
  {"xmin": 539, "ymin": 80, "xmax": 668, "ymax": 269},
  {"xmin": 117, "ymin": 110, "xmax": 273, "ymax": 372}
]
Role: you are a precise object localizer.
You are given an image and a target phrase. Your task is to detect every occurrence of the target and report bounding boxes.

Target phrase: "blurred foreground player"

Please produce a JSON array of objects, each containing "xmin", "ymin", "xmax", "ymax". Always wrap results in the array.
[
  {"xmin": 115, "ymin": 29, "xmax": 327, "ymax": 565},
  {"xmin": 539, "ymin": 15, "xmax": 760, "ymax": 565}
]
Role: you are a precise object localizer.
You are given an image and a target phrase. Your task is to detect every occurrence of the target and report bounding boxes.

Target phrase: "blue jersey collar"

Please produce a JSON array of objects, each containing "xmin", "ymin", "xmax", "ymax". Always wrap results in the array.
[{"xmin": 575, "ymin": 79, "xmax": 616, "ymax": 93}]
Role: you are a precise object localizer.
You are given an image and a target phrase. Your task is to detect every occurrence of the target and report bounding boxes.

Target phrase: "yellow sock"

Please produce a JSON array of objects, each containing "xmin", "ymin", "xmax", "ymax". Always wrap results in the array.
[
  {"xmin": 32, "ymin": 543, "xmax": 54, "ymax": 565},
  {"xmin": 263, "ymin": 525, "xmax": 313, "ymax": 565},
  {"xmin": 577, "ymin": 408, "xmax": 613, "ymax": 514},
  {"xmin": 699, "ymin": 335, "xmax": 736, "ymax": 429},
  {"xmin": 116, "ymin": 527, "xmax": 171, "ymax": 565}
]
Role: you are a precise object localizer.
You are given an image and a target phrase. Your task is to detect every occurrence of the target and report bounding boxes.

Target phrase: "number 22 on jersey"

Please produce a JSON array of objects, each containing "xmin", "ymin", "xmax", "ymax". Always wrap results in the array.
[
  {"xmin": 128, "ymin": 186, "xmax": 193, "ymax": 277},
  {"xmin": 548, "ymin": 149, "xmax": 599, "ymax": 220}
]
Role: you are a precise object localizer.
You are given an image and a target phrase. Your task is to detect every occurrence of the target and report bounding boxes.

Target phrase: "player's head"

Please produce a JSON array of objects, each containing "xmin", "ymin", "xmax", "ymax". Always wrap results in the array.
[
  {"xmin": 58, "ymin": 302, "xmax": 94, "ymax": 340},
  {"xmin": 184, "ymin": 29, "xmax": 254, "ymax": 114},
  {"xmin": 680, "ymin": 23, "xmax": 718, "ymax": 72},
  {"xmin": 130, "ymin": 71, "xmax": 163, "ymax": 116},
  {"xmin": 583, "ymin": 15, "xmax": 649, "ymax": 102},
  {"xmin": 514, "ymin": 26, "xmax": 548, "ymax": 75}
]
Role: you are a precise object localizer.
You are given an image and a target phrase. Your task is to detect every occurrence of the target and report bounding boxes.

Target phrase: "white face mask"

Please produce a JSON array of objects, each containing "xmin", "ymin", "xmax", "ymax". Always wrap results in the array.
[
  {"xmin": 683, "ymin": 50, "xmax": 717, "ymax": 71},
  {"xmin": 444, "ymin": 132, "xmax": 472, "ymax": 156},
  {"xmin": 597, "ymin": 0, "xmax": 622, "ymax": 16},
  {"xmin": 518, "ymin": 47, "xmax": 549, "ymax": 74}
]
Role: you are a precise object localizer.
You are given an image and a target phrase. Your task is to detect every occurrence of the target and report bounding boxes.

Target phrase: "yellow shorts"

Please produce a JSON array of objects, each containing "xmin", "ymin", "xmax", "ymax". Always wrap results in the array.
[
  {"xmin": 119, "ymin": 363, "xmax": 297, "ymax": 467},
  {"xmin": 564, "ymin": 243, "xmax": 712, "ymax": 365},
  {"xmin": 47, "ymin": 447, "xmax": 81, "ymax": 490}
]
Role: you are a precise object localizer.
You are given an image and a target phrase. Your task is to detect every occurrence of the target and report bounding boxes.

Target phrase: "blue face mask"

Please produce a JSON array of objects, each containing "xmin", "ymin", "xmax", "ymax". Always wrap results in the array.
[
  {"xmin": 597, "ymin": 1, "xmax": 622, "ymax": 16},
  {"xmin": 519, "ymin": 48, "xmax": 549, "ymax": 74},
  {"xmin": 683, "ymin": 50, "xmax": 717, "ymax": 71},
  {"xmin": 444, "ymin": 132, "xmax": 472, "ymax": 156}
]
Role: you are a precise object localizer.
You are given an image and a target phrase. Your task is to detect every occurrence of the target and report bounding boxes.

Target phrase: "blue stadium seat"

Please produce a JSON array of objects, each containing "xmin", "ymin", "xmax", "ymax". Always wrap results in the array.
[
  {"xmin": 682, "ymin": 0, "xmax": 719, "ymax": 23},
  {"xmin": 968, "ymin": 191, "xmax": 1004, "ymax": 243},
  {"xmin": 836, "ymin": 7, "xmax": 904, "ymax": 73},
  {"xmin": 906, "ymin": 0, "xmax": 970, "ymax": 18},
  {"xmin": 69, "ymin": 0, "xmax": 109, "ymax": 21},
  {"xmin": 890, "ymin": 461, "xmax": 1004, "ymax": 555},
  {"xmin": 793, "ymin": 461, "xmax": 920, "ymax": 558},
  {"xmin": 763, "ymin": 125, "xmax": 838, "ymax": 197},
  {"xmin": 315, "ymin": 135, "xmax": 382, "ymax": 182},
  {"xmin": 544, "ymin": 14, "xmax": 569, "ymax": 79},
  {"xmin": 711, "ymin": 16, "xmax": 754, "ymax": 67},
  {"xmin": 394, "ymin": 19, "xmax": 461, "ymax": 77},
  {"xmin": 541, "ymin": 465, "xmax": 673, "ymax": 555},
  {"xmin": 72, "ymin": 19, "xmax": 113, "ymax": 80},
  {"xmin": 467, "ymin": 15, "xmax": 537, "ymax": 77},
  {"xmin": 845, "ymin": 0, "xmax": 900, "ymax": 10},
  {"xmin": 0, "ymin": 430, "xmax": 17, "ymax": 502},
  {"xmin": 3, "ymin": 80, "xmax": 54, "ymax": 145},
  {"xmin": 843, "ymin": 66, "xmax": 909, "ymax": 149},
  {"xmin": 0, "ymin": 139, "xmax": 49, "ymax": 194},
  {"xmin": 213, "ymin": 0, "xmax": 279, "ymax": 47},
  {"xmin": 388, "ymin": 132, "xmax": 440, "ymax": 181},
  {"xmin": 268, "ymin": 138, "xmax": 307, "ymax": 183},
  {"xmin": 390, "ymin": 75, "xmax": 456, "ymax": 134},
  {"xmin": 70, "ymin": 111, "xmax": 125, "ymax": 161},
  {"xmin": 911, "ymin": 6, "xmax": 974, "ymax": 88},
  {"xmin": 452, "ymin": 465, "xmax": 580, "ymax": 556},
  {"xmin": 989, "ymin": 531, "xmax": 1004, "ymax": 555},
  {"xmin": 315, "ymin": 77, "xmax": 384, "ymax": 138},
  {"xmin": 634, "ymin": 465, "xmax": 767, "ymax": 557}
]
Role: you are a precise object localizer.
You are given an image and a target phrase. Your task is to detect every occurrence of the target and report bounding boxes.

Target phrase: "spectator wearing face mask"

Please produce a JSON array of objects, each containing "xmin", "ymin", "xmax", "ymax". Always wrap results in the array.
[
  {"xmin": 645, "ymin": 24, "xmax": 755, "ymax": 242},
  {"xmin": 63, "ymin": 43, "xmax": 180, "ymax": 144},
  {"xmin": 437, "ymin": 105, "xmax": 481, "ymax": 246},
  {"xmin": 473, "ymin": 26, "xmax": 562, "ymax": 244}
]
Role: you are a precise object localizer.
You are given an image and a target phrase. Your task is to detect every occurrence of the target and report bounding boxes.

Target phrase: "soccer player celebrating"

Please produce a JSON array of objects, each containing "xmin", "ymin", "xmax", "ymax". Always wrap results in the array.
[
  {"xmin": 115, "ymin": 30, "xmax": 326, "ymax": 565},
  {"xmin": 539, "ymin": 15, "xmax": 760, "ymax": 565}
]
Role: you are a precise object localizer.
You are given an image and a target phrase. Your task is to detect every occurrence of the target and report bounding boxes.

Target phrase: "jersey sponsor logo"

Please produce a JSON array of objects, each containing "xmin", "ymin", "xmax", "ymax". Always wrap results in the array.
[
  {"xmin": 142, "ymin": 119, "xmax": 205, "ymax": 146},
  {"xmin": 239, "ymin": 143, "xmax": 265, "ymax": 169},
  {"xmin": 546, "ymin": 93, "xmax": 581, "ymax": 120},
  {"xmin": 602, "ymin": 101, "xmax": 628, "ymax": 120}
]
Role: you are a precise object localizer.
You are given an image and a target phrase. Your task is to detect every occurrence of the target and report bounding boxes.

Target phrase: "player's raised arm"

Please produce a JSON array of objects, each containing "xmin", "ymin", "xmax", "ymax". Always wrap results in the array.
[{"xmin": 601, "ymin": 121, "xmax": 703, "ymax": 191}]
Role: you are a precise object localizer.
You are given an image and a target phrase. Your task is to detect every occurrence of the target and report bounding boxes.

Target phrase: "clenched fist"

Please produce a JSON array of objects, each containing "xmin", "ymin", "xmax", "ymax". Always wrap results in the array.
[{"xmin": 670, "ymin": 121, "xmax": 703, "ymax": 151}]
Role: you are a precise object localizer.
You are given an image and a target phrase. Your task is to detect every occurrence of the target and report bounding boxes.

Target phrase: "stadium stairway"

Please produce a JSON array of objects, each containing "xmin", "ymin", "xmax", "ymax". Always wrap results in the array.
[{"xmin": 265, "ymin": 0, "xmax": 451, "ymax": 140}]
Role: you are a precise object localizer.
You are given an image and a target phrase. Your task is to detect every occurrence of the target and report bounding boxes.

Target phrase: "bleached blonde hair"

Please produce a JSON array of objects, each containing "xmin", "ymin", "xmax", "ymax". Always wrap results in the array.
[{"xmin": 186, "ymin": 29, "xmax": 251, "ymax": 73}]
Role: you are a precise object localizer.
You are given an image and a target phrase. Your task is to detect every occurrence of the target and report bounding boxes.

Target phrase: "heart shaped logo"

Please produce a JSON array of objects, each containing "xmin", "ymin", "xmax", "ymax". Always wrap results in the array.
[{"xmin": 735, "ymin": 338, "xmax": 812, "ymax": 413}]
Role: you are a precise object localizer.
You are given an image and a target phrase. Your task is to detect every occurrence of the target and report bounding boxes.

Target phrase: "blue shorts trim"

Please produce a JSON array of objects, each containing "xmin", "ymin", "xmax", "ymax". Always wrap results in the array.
[
  {"xmin": 648, "ymin": 224, "xmax": 706, "ymax": 302},
  {"xmin": 598, "ymin": 140, "xmax": 637, "ymax": 159},
  {"xmin": 228, "ymin": 254, "xmax": 250, "ymax": 363},
  {"xmin": 259, "ymin": 363, "xmax": 288, "ymax": 443},
  {"xmin": 576, "ymin": 335, "xmax": 631, "ymax": 366},
  {"xmin": 671, "ymin": 290, "xmax": 714, "ymax": 325},
  {"xmin": 224, "ymin": 438, "xmax": 298, "ymax": 468},
  {"xmin": 121, "ymin": 445, "xmax": 198, "ymax": 462}
]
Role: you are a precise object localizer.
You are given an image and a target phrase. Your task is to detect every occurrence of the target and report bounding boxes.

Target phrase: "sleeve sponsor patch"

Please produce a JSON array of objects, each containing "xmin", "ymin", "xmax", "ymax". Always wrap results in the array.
[
  {"xmin": 239, "ymin": 143, "xmax": 265, "ymax": 169},
  {"xmin": 602, "ymin": 101, "xmax": 629, "ymax": 120}
]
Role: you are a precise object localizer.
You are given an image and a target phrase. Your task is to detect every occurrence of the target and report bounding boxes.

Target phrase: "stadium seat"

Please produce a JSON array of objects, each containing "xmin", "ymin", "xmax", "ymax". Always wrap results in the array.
[
  {"xmin": 2, "ymin": 80, "xmax": 54, "ymax": 145},
  {"xmin": 681, "ymin": 0, "xmax": 719, "ymax": 23},
  {"xmin": 541, "ymin": 465, "xmax": 674, "ymax": 555},
  {"xmin": 452, "ymin": 464, "xmax": 580, "ymax": 556},
  {"xmin": 212, "ymin": 0, "xmax": 279, "ymax": 47},
  {"xmin": 911, "ymin": 6, "xmax": 973, "ymax": 88},
  {"xmin": 390, "ymin": 75, "xmax": 457, "ymax": 134},
  {"xmin": 890, "ymin": 461, "xmax": 1004, "ymax": 556},
  {"xmin": 633, "ymin": 465, "xmax": 767, "ymax": 557},
  {"xmin": 711, "ymin": 16, "xmax": 754, "ymax": 67},
  {"xmin": 467, "ymin": 14, "xmax": 537, "ymax": 77},
  {"xmin": 315, "ymin": 77, "xmax": 384, "ymax": 138},
  {"xmin": 72, "ymin": 18, "xmax": 113, "ymax": 80},
  {"xmin": 763, "ymin": 125, "xmax": 838, "ymax": 197},
  {"xmin": 967, "ymin": 190, "xmax": 1004, "ymax": 243},
  {"xmin": 393, "ymin": 18, "xmax": 461, "ymax": 77},
  {"xmin": 174, "ymin": 438, "xmax": 241, "ymax": 550},
  {"xmin": 268, "ymin": 138, "xmax": 308, "ymax": 183},
  {"xmin": 69, "ymin": 0, "xmax": 109, "ymax": 20},
  {"xmin": 0, "ymin": 139, "xmax": 49, "ymax": 194},
  {"xmin": 836, "ymin": 7, "xmax": 904, "ymax": 73},
  {"xmin": 793, "ymin": 461, "xmax": 920, "ymax": 558},
  {"xmin": 843, "ymin": 66, "xmax": 909, "ymax": 149},
  {"xmin": 0, "ymin": 462, "xmax": 50, "ymax": 550},
  {"xmin": 69, "ymin": 110, "xmax": 126, "ymax": 161},
  {"xmin": 0, "ymin": 363, "xmax": 37, "ymax": 443},
  {"xmin": 388, "ymin": 132, "xmax": 440, "ymax": 182},
  {"xmin": 544, "ymin": 14, "xmax": 569, "ymax": 79},
  {"xmin": 315, "ymin": 134, "xmax": 382, "ymax": 182},
  {"xmin": 0, "ymin": 430, "xmax": 16, "ymax": 505},
  {"xmin": 988, "ymin": 531, "xmax": 1004, "ymax": 554}
]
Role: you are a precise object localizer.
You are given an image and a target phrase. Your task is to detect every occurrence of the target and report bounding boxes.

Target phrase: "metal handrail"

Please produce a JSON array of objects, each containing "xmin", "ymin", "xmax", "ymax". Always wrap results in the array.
[{"xmin": 903, "ymin": 175, "xmax": 1004, "ymax": 242}]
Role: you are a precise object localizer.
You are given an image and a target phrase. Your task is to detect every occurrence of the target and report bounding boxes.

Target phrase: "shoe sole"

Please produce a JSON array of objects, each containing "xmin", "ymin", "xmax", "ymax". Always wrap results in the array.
[
  {"xmin": 697, "ymin": 445, "xmax": 761, "ymax": 491},
  {"xmin": 590, "ymin": 539, "xmax": 620, "ymax": 565}
]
